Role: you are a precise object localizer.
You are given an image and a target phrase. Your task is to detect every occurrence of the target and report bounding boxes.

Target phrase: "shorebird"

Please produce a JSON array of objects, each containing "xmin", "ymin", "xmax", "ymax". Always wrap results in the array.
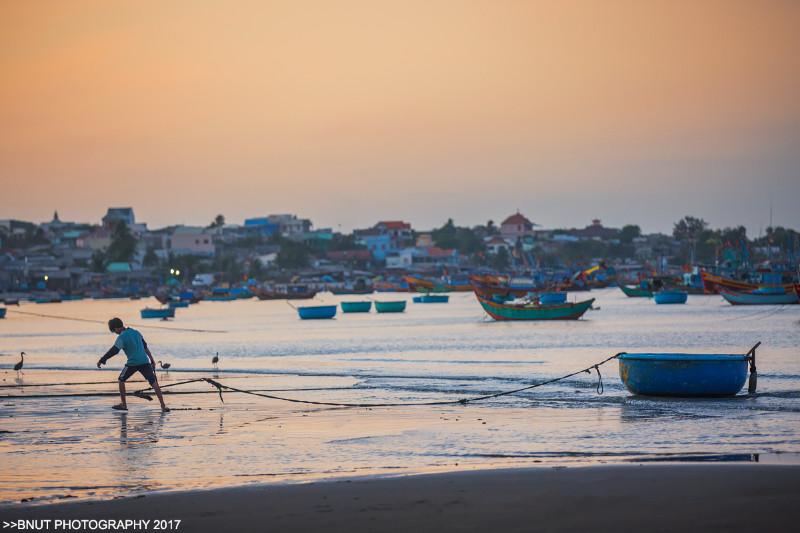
[
  {"xmin": 212, "ymin": 352, "xmax": 219, "ymax": 370},
  {"xmin": 13, "ymin": 352, "xmax": 25, "ymax": 373},
  {"xmin": 157, "ymin": 360, "xmax": 171, "ymax": 371}
]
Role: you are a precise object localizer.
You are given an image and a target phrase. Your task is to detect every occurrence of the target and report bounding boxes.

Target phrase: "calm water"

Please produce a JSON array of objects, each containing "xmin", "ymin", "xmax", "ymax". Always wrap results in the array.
[{"xmin": 1, "ymin": 289, "xmax": 799, "ymax": 504}]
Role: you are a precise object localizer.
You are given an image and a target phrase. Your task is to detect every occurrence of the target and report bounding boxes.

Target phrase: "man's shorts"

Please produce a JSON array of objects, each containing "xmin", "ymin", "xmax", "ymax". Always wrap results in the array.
[{"xmin": 118, "ymin": 363, "xmax": 157, "ymax": 385}]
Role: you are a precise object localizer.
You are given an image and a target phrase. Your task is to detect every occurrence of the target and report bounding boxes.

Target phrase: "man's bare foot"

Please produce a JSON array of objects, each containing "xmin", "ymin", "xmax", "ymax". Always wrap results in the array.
[
  {"xmin": 161, "ymin": 406, "xmax": 170, "ymax": 412},
  {"xmin": 112, "ymin": 403, "xmax": 128, "ymax": 411}
]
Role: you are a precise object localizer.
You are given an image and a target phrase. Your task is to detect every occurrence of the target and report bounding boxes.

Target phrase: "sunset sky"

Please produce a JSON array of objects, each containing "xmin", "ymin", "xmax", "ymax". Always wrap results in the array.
[{"xmin": 1, "ymin": 0, "xmax": 799, "ymax": 234}]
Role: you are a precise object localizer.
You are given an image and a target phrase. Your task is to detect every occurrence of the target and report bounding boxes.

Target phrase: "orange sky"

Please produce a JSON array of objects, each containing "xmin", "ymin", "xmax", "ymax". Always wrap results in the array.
[{"xmin": 1, "ymin": 0, "xmax": 799, "ymax": 233}]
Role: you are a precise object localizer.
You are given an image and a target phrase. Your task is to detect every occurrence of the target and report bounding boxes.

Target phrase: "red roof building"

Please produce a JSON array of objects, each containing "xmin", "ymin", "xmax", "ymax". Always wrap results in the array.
[{"xmin": 500, "ymin": 211, "xmax": 535, "ymax": 239}]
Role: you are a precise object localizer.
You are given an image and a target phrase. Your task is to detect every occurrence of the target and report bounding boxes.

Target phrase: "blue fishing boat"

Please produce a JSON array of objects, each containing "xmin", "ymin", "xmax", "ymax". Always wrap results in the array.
[
  {"xmin": 539, "ymin": 292, "xmax": 567, "ymax": 305},
  {"xmin": 618, "ymin": 343, "xmax": 759, "ymax": 397},
  {"xmin": 341, "ymin": 301, "xmax": 372, "ymax": 313},
  {"xmin": 140, "ymin": 307, "xmax": 175, "ymax": 319},
  {"xmin": 720, "ymin": 289, "xmax": 798, "ymax": 306},
  {"xmin": 168, "ymin": 300, "xmax": 190, "ymax": 309},
  {"xmin": 297, "ymin": 305, "xmax": 337, "ymax": 320},
  {"xmin": 654, "ymin": 290, "xmax": 688, "ymax": 304},
  {"xmin": 374, "ymin": 301, "xmax": 407, "ymax": 313},
  {"xmin": 412, "ymin": 294, "xmax": 449, "ymax": 303},
  {"xmin": 0, "ymin": 308, "xmax": 6, "ymax": 319}
]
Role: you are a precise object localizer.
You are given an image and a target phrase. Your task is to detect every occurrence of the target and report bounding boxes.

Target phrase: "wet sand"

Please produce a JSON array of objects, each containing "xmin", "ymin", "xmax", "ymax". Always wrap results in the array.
[{"xmin": 6, "ymin": 465, "xmax": 799, "ymax": 532}]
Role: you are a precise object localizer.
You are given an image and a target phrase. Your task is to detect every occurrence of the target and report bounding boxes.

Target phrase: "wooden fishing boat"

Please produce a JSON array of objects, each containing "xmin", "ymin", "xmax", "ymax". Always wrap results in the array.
[
  {"xmin": 0, "ymin": 308, "xmax": 6, "ymax": 319},
  {"xmin": 470, "ymin": 276, "xmax": 533, "ymax": 299},
  {"xmin": 374, "ymin": 300, "xmax": 407, "ymax": 313},
  {"xmin": 539, "ymin": 292, "xmax": 567, "ymax": 305},
  {"xmin": 340, "ymin": 301, "xmax": 372, "ymax": 313},
  {"xmin": 3, "ymin": 299, "xmax": 19, "ymax": 306},
  {"xmin": 654, "ymin": 290, "xmax": 688, "ymax": 304},
  {"xmin": 168, "ymin": 300, "xmax": 190, "ymax": 309},
  {"xmin": 720, "ymin": 289, "xmax": 799, "ymax": 306},
  {"xmin": 700, "ymin": 272, "xmax": 795, "ymax": 295},
  {"xmin": 405, "ymin": 276, "xmax": 472, "ymax": 293},
  {"xmin": 476, "ymin": 294, "xmax": 594, "ymax": 321},
  {"xmin": 412, "ymin": 294, "xmax": 449, "ymax": 303},
  {"xmin": 140, "ymin": 307, "xmax": 175, "ymax": 319},
  {"xmin": 330, "ymin": 287, "xmax": 374, "ymax": 295},
  {"xmin": 618, "ymin": 344, "xmax": 759, "ymax": 397},
  {"xmin": 297, "ymin": 305, "xmax": 337, "ymax": 319},
  {"xmin": 619, "ymin": 285, "xmax": 653, "ymax": 298},
  {"xmin": 256, "ymin": 285, "xmax": 318, "ymax": 300}
]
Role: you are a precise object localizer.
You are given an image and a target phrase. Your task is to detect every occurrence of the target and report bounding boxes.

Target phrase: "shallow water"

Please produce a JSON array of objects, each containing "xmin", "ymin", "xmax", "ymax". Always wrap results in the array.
[{"xmin": 1, "ymin": 289, "xmax": 799, "ymax": 504}]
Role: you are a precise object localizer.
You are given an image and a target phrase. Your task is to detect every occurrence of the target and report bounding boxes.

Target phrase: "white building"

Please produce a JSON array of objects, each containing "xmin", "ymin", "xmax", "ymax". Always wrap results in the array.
[{"xmin": 169, "ymin": 226, "xmax": 215, "ymax": 256}]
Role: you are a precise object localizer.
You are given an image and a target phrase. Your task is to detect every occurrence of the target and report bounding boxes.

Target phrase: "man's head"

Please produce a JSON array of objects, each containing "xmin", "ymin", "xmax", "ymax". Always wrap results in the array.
[{"xmin": 108, "ymin": 317, "xmax": 124, "ymax": 334}]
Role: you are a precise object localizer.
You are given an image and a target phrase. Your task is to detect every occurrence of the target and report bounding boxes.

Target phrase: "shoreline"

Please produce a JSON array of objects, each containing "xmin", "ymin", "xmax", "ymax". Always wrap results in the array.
[{"xmin": 5, "ymin": 464, "xmax": 799, "ymax": 532}]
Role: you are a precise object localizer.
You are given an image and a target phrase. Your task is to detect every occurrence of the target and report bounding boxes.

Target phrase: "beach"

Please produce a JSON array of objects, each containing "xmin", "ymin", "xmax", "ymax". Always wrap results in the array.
[{"xmin": 5, "ymin": 465, "xmax": 800, "ymax": 532}]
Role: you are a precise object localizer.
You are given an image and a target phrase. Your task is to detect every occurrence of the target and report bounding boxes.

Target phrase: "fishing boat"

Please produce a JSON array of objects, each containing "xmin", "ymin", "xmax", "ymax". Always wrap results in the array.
[
  {"xmin": 470, "ymin": 275, "xmax": 534, "ymax": 299},
  {"xmin": 538, "ymin": 292, "xmax": 567, "ymax": 305},
  {"xmin": 3, "ymin": 299, "xmax": 19, "ymax": 306},
  {"xmin": 205, "ymin": 287, "xmax": 236, "ymax": 301},
  {"xmin": 720, "ymin": 288, "xmax": 799, "ymax": 306},
  {"xmin": 476, "ymin": 294, "xmax": 594, "ymax": 321},
  {"xmin": 618, "ymin": 343, "xmax": 759, "ymax": 397},
  {"xmin": 0, "ymin": 308, "xmax": 6, "ymax": 319},
  {"xmin": 405, "ymin": 276, "xmax": 472, "ymax": 293},
  {"xmin": 140, "ymin": 307, "xmax": 175, "ymax": 319},
  {"xmin": 230, "ymin": 287, "xmax": 254, "ymax": 299},
  {"xmin": 297, "ymin": 305, "xmax": 337, "ymax": 319},
  {"xmin": 700, "ymin": 272, "xmax": 795, "ymax": 295},
  {"xmin": 619, "ymin": 285, "xmax": 653, "ymax": 298},
  {"xmin": 340, "ymin": 301, "xmax": 372, "ymax": 313},
  {"xmin": 412, "ymin": 294, "xmax": 449, "ymax": 303},
  {"xmin": 168, "ymin": 300, "xmax": 191, "ymax": 309},
  {"xmin": 256, "ymin": 284, "xmax": 318, "ymax": 300},
  {"xmin": 374, "ymin": 300, "xmax": 407, "ymax": 313},
  {"xmin": 653, "ymin": 290, "xmax": 688, "ymax": 304}
]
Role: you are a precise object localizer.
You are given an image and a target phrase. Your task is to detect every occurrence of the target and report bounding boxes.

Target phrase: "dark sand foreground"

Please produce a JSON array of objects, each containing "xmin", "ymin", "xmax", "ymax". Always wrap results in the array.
[{"xmin": 5, "ymin": 465, "xmax": 799, "ymax": 532}]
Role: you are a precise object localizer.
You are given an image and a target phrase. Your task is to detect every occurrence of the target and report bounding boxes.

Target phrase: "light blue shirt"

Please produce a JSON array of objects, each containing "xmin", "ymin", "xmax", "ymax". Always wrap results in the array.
[{"xmin": 114, "ymin": 328, "xmax": 150, "ymax": 366}]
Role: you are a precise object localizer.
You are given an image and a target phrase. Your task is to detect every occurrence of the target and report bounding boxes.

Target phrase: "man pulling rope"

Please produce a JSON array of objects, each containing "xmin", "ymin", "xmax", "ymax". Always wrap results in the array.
[{"xmin": 97, "ymin": 317, "xmax": 170, "ymax": 412}]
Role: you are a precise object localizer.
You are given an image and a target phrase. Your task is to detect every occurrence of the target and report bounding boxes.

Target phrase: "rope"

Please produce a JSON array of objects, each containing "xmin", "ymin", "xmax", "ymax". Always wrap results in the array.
[
  {"xmin": 6, "ymin": 309, "xmax": 228, "ymax": 333},
  {"xmin": 199, "ymin": 352, "xmax": 624, "ymax": 408},
  {"xmin": 0, "ymin": 353, "xmax": 623, "ymax": 406}
]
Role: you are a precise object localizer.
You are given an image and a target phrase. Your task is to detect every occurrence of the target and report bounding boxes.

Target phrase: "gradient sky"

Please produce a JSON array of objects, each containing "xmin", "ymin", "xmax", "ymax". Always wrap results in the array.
[{"xmin": 2, "ymin": 0, "xmax": 799, "ymax": 235}]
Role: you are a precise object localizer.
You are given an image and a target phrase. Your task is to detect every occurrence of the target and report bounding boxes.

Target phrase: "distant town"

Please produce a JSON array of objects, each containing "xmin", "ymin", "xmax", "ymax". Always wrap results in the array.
[{"xmin": 0, "ymin": 208, "xmax": 798, "ymax": 298}]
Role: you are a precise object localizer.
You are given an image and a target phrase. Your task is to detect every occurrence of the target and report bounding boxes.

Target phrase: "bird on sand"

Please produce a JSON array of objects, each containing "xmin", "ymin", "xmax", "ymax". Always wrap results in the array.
[
  {"xmin": 14, "ymin": 351, "xmax": 25, "ymax": 373},
  {"xmin": 157, "ymin": 360, "xmax": 171, "ymax": 371},
  {"xmin": 212, "ymin": 352, "xmax": 219, "ymax": 369}
]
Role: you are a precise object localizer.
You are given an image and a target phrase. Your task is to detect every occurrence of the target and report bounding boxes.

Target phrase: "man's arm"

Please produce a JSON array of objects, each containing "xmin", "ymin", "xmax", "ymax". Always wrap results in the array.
[
  {"xmin": 143, "ymin": 339, "xmax": 155, "ymax": 367},
  {"xmin": 97, "ymin": 346, "xmax": 120, "ymax": 368}
]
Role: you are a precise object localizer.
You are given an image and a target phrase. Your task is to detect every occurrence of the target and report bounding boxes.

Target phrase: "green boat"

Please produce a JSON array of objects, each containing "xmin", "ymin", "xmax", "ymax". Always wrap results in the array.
[
  {"xmin": 620, "ymin": 285, "xmax": 653, "ymax": 298},
  {"xmin": 476, "ymin": 295, "xmax": 594, "ymax": 321},
  {"xmin": 374, "ymin": 300, "xmax": 407, "ymax": 313},
  {"xmin": 341, "ymin": 301, "xmax": 372, "ymax": 313}
]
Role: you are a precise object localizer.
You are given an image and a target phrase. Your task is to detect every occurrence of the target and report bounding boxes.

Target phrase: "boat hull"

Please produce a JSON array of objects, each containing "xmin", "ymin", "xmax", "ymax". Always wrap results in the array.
[
  {"xmin": 700, "ymin": 272, "xmax": 795, "ymax": 295},
  {"xmin": 477, "ymin": 295, "xmax": 594, "ymax": 321},
  {"xmin": 413, "ymin": 295, "xmax": 450, "ymax": 303},
  {"xmin": 620, "ymin": 285, "xmax": 652, "ymax": 298},
  {"xmin": 340, "ymin": 301, "xmax": 372, "ymax": 313},
  {"xmin": 720, "ymin": 290, "xmax": 799, "ymax": 305},
  {"xmin": 0, "ymin": 308, "xmax": 6, "ymax": 319},
  {"xmin": 140, "ymin": 308, "xmax": 175, "ymax": 319},
  {"xmin": 618, "ymin": 353, "xmax": 748, "ymax": 397},
  {"xmin": 374, "ymin": 301, "xmax": 407, "ymax": 313},
  {"xmin": 297, "ymin": 305, "xmax": 337, "ymax": 319},
  {"xmin": 654, "ymin": 291, "xmax": 688, "ymax": 304}
]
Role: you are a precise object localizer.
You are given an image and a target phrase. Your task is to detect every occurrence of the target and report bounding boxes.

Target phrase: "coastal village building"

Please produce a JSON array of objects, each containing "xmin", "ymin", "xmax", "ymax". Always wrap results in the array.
[
  {"xmin": 500, "ymin": 212, "xmax": 536, "ymax": 240},
  {"xmin": 101, "ymin": 207, "xmax": 147, "ymax": 235},
  {"xmin": 168, "ymin": 226, "xmax": 215, "ymax": 257}
]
